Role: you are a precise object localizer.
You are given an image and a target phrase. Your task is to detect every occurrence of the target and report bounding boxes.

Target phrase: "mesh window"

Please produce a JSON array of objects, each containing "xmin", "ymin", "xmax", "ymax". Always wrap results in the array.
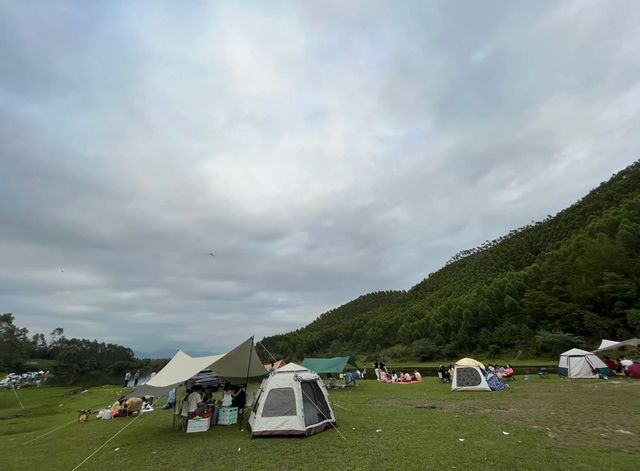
[
  {"xmin": 456, "ymin": 367, "xmax": 481, "ymax": 387},
  {"xmin": 261, "ymin": 388, "xmax": 296, "ymax": 417},
  {"xmin": 301, "ymin": 381, "xmax": 331, "ymax": 427}
]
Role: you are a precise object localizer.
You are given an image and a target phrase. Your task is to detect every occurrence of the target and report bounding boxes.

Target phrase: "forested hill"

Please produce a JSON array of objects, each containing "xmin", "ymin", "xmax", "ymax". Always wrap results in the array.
[{"xmin": 260, "ymin": 160, "xmax": 640, "ymax": 361}]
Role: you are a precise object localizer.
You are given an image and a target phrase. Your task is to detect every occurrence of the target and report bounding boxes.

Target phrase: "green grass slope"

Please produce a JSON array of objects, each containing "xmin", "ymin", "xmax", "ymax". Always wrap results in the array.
[{"xmin": 2, "ymin": 378, "xmax": 639, "ymax": 470}]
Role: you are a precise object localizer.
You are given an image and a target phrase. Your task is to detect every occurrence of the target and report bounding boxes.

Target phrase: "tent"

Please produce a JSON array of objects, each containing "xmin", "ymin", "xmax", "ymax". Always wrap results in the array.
[
  {"xmin": 451, "ymin": 358, "xmax": 491, "ymax": 392},
  {"xmin": 131, "ymin": 337, "xmax": 266, "ymax": 398},
  {"xmin": 558, "ymin": 348, "xmax": 613, "ymax": 379},
  {"xmin": 301, "ymin": 356, "xmax": 359, "ymax": 374},
  {"xmin": 249, "ymin": 362, "xmax": 336, "ymax": 437},
  {"xmin": 593, "ymin": 338, "xmax": 640, "ymax": 354}
]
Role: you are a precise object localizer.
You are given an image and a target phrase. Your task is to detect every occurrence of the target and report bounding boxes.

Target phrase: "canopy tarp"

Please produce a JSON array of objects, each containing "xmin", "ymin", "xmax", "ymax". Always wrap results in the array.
[
  {"xmin": 593, "ymin": 338, "xmax": 640, "ymax": 353},
  {"xmin": 131, "ymin": 337, "xmax": 265, "ymax": 398},
  {"xmin": 301, "ymin": 356, "xmax": 358, "ymax": 374}
]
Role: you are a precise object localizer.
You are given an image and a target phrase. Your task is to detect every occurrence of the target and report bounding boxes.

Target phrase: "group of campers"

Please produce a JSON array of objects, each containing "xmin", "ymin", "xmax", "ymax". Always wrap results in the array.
[
  {"xmin": 373, "ymin": 360, "xmax": 422, "ymax": 383},
  {"xmin": 179, "ymin": 383, "xmax": 246, "ymax": 424},
  {"xmin": 602, "ymin": 355, "xmax": 639, "ymax": 377}
]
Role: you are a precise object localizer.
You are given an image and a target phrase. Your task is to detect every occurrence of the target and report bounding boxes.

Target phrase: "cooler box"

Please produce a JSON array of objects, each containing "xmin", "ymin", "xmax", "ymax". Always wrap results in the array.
[
  {"xmin": 186, "ymin": 416, "xmax": 210, "ymax": 433},
  {"xmin": 217, "ymin": 406, "xmax": 238, "ymax": 425}
]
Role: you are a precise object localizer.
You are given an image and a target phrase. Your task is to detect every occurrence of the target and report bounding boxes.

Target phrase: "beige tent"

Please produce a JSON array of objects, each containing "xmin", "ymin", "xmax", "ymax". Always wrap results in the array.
[{"xmin": 132, "ymin": 337, "xmax": 266, "ymax": 398}]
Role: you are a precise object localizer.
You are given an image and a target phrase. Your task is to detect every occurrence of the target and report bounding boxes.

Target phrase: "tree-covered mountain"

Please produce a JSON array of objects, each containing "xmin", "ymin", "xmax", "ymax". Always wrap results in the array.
[{"xmin": 260, "ymin": 160, "xmax": 640, "ymax": 360}]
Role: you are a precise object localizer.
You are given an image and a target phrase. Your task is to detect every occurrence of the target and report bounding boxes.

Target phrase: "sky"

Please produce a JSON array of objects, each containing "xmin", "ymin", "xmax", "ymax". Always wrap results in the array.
[{"xmin": 2, "ymin": 0, "xmax": 640, "ymax": 355}]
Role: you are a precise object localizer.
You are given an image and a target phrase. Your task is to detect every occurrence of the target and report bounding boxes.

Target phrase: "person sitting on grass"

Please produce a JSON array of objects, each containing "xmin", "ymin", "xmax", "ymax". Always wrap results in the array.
[
  {"xmin": 603, "ymin": 356, "xmax": 619, "ymax": 372},
  {"xmin": 403, "ymin": 371, "xmax": 412, "ymax": 382},
  {"xmin": 391, "ymin": 370, "xmax": 399, "ymax": 382},
  {"xmin": 111, "ymin": 396, "xmax": 125, "ymax": 417},
  {"xmin": 414, "ymin": 370, "xmax": 422, "ymax": 382},
  {"xmin": 503, "ymin": 364, "xmax": 514, "ymax": 379}
]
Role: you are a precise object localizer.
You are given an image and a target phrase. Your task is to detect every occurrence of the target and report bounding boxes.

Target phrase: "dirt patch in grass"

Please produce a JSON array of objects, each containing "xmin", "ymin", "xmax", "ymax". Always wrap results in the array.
[{"xmin": 377, "ymin": 380, "xmax": 640, "ymax": 453}]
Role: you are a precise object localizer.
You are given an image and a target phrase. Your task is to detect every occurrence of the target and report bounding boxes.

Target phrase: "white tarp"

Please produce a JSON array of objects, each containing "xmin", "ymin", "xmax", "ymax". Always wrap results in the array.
[
  {"xmin": 131, "ymin": 337, "xmax": 265, "ymax": 398},
  {"xmin": 593, "ymin": 338, "xmax": 640, "ymax": 353}
]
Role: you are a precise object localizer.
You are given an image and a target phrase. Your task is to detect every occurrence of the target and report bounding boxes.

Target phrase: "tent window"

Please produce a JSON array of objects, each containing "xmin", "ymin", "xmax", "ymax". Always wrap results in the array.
[
  {"xmin": 456, "ymin": 367, "xmax": 482, "ymax": 387},
  {"xmin": 301, "ymin": 381, "xmax": 331, "ymax": 427},
  {"xmin": 261, "ymin": 388, "xmax": 296, "ymax": 417}
]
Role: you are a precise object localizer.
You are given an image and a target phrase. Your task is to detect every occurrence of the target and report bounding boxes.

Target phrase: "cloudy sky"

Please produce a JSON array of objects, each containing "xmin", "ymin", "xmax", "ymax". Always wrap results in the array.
[{"xmin": 2, "ymin": 1, "xmax": 639, "ymax": 355}]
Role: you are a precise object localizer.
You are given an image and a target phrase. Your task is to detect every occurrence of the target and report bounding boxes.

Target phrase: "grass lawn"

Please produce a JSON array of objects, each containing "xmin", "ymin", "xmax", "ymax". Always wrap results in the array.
[{"xmin": 1, "ymin": 376, "xmax": 639, "ymax": 470}]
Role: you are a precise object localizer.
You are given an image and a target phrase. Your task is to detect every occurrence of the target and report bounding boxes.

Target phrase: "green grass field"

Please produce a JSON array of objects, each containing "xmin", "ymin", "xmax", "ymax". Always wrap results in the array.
[{"xmin": 2, "ymin": 375, "xmax": 639, "ymax": 470}]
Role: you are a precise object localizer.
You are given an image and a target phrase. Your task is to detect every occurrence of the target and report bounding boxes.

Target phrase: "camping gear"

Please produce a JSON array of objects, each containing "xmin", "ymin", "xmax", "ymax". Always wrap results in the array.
[
  {"xmin": 301, "ymin": 356, "xmax": 359, "ymax": 374},
  {"xmin": 249, "ymin": 362, "xmax": 336, "ymax": 437},
  {"xmin": 451, "ymin": 358, "xmax": 491, "ymax": 392},
  {"xmin": 129, "ymin": 337, "xmax": 266, "ymax": 399},
  {"xmin": 558, "ymin": 348, "xmax": 613, "ymax": 379}
]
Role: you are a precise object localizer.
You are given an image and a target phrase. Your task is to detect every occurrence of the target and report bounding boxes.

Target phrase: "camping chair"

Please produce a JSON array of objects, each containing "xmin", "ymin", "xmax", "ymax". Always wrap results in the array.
[{"xmin": 538, "ymin": 368, "xmax": 548, "ymax": 378}]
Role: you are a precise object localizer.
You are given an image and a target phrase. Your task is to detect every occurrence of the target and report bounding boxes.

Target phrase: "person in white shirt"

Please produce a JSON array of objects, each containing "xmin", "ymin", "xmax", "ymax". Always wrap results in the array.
[
  {"xmin": 620, "ymin": 356, "xmax": 633, "ymax": 371},
  {"xmin": 180, "ymin": 386, "xmax": 203, "ymax": 421}
]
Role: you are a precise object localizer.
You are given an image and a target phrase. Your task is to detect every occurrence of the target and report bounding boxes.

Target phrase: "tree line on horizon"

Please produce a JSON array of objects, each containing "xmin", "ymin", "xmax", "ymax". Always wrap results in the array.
[
  {"xmin": 0, "ymin": 313, "xmax": 167, "ymax": 385},
  {"xmin": 259, "ymin": 160, "xmax": 640, "ymax": 362}
]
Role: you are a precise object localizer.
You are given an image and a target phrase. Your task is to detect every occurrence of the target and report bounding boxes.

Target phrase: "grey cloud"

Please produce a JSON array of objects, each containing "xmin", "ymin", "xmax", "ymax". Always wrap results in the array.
[{"xmin": 1, "ymin": 1, "xmax": 639, "ymax": 353}]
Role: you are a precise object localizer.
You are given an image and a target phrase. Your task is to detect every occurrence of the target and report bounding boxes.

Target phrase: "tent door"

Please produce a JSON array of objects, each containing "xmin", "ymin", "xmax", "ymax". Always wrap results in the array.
[{"xmin": 300, "ymin": 380, "xmax": 331, "ymax": 427}]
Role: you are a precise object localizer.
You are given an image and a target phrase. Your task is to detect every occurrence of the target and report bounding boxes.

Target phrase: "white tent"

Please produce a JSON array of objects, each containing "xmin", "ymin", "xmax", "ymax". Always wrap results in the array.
[
  {"xmin": 558, "ymin": 348, "xmax": 612, "ymax": 379},
  {"xmin": 593, "ymin": 338, "xmax": 640, "ymax": 353},
  {"xmin": 249, "ymin": 362, "xmax": 336, "ymax": 437},
  {"xmin": 451, "ymin": 358, "xmax": 491, "ymax": 392},
  {"xmin": 131, "ymin": 337, "xmax": 266, "ymax": 398}
]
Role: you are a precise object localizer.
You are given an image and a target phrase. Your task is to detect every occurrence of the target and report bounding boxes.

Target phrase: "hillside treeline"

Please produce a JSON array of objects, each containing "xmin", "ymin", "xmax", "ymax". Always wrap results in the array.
[
  {"xmin": 260, "ymin": 160, "xmax": 640, "ymax": 361},
  {"xmin": 0, "ymin": 314, "xmax": 166, "ymax": 385}
]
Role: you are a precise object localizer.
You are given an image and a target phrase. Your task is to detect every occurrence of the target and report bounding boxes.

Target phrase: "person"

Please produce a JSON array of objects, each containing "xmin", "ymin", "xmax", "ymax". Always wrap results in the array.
[
  {"xmin": 221, "ymin": 385, "xmax": 233, "ymax": 407},
  {"xmin": 414, "ymin": 370, "xmax": 422, "ymax": 382},
  {"xmin": 627, "ymin": 359, "xmax": 640, "ymax": 379},
  {"xmin": 268, "ymin": 362, "xmax": 276, "ymax": 376},
  {"xmin": 231, "ymin": 385, "xmax": 247, "ymax": 409},
  {"xmin": 373, "ymin": 360, "xmax": 381, "ymax": 381},
  {"xmin": 362, "ymin": 367, "xmax": 367, "ymax": 380},
  {"xmin": 403, "ymin": 371, "xmax": 412, "ymax": 382},
  {"xmin": 380, "ymin": 360, "xmax": 387, "ymax": 374},
  {"xmin": 111, "ymin": 396, "xmax": 125, "ymax": 417},
  {"xmin": 391, "ymin": 370, "xmax": 399, "ymax": 382},
  {"xmin": 180, "ymin": 386, "xmax": 203, "ymax": 422},
  {"xmin": 163, "ymin": 388, "xmax": 176, "ymax": 409},
  {"xmin": 201, "ymin": 386, "xmax": 213, "ymax": 404},
  {"xmin": 503, "ymin": 364, "xmax": 514, "ymax": 379},
  {"xmin": 603, "ymin": 356, "xmax": 618, "ymax": 372},
  {"xmin": 124, "ymin": 371, "xmax": 131, "ymax": 388},
  {"xmin": 620, "ymin": 356, "xmax": 633, "ymax": 373},
  {"xmin": 133, "ymin": 370, "xmax": 140, "ymax": 387},
  {"xmin": 123, "ymin": 396, "xmax": 144, "ymax": 416}
]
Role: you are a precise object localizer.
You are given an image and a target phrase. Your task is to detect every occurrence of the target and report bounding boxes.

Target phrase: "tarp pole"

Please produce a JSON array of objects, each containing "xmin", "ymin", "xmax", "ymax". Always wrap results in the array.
[
  {"xmin": 239, "ymin": 336, "xmax": 254, "ymax": 429},
  {"xmin": 258, "ymin": 341, "xmax": 278, "ymax": 363}
]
